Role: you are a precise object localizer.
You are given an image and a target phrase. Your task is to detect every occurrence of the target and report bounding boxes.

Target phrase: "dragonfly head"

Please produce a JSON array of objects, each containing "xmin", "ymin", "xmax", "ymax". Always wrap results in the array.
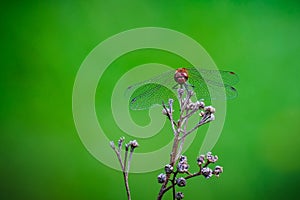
[{"xmin": 174, "ymin": 68, "xmax": 189, "ymax": 85}]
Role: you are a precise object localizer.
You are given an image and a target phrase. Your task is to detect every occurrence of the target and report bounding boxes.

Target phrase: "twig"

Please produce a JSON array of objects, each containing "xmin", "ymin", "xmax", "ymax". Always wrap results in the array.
[
  {"xmin": 179, "ymin": 113, "xmax": 214, "ymax": 141},
  {"xmin": 110, "ymin": 139, "xmax": 139, "ymax": 200},
  {"xmin": 171, "ymin": 171, "xmax": 178, "ymax": 200},
  {"xmin": 176, "ymin": 110, "xmax": 189, "ymax": 159}
]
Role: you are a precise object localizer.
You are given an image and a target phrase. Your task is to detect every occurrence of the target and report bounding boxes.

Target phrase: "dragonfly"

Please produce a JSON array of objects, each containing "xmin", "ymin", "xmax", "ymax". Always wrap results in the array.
[{"xmin": 126, "ymin": 67, "xmax": 239, "ymax": 110}]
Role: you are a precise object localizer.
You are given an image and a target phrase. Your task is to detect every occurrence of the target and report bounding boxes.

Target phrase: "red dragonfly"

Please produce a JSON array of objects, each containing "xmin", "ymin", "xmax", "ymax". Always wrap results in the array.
[{"xmin": 126, "ymin": 67, "xmax": 239, "ymax": 110}]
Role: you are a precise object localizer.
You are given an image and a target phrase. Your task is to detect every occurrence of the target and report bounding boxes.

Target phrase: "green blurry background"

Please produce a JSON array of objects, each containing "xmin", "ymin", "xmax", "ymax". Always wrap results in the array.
[{"xmin": 1, "ymin": 0, "xmax": 300, "ymax": 199}]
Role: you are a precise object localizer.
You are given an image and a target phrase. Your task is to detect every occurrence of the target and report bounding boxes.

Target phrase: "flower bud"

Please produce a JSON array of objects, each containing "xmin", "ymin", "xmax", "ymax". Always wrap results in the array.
[
  {"xmin": 179, "ymin": 155, "xmax": 187, "ymax": 163},
  {"xmin": 201, "ymin": 167, "xmax": 213, "ymax": 179},
  {"xmin": 157, "ymin": 173, "xmax": 166, "ymax": 183},
  {"xmin": 176, "ymin": 177, "xmax": 186, "ymax": 187},
  {"xmin": 198, "ymin": 101, "xmax": 205, "ymax": 109},
  {"xmin": 177, "ymin": 155, "xmax": 189, "ymax": 173},
  {"xmin": 164, "ymin": 164, "xmax": 173, "ymax": 174},
  {"xmin": 118, "ymin": 137, "xmax": 125, "ymax": 149},
  {"xmin": 197, "ymin": 154, "xmax": 205, "ymax": 166},
  {"xmin": 130, "ymin": 140, "xmax": 139, "ymax": 148},
  {"xmin": 176, "ymin": 192, "xmax": 184, "ymax": 200},
  {"xmin": 206, "ymin": 152, "xmax": 218, "ymax": 163},
  {"xmin": 110, "ymin": 141, "xmax": 115, "ymax": 149},
  {"xmin": 213, "ymin": 166, "xmax": 223, "ymax": 177},
  {"xmin": 204, "ymin": 106, "xmax": 216, "ymax": 113},
  {"xmin": 177, "ymin": 162, "xmax": 189, "ymax": 173}
]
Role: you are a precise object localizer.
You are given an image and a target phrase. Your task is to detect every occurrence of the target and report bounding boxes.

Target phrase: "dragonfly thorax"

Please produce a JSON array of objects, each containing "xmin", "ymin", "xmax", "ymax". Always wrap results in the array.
[{"xmin": 174, "ymin": 68, "xmax": 189, "ymax": 85}]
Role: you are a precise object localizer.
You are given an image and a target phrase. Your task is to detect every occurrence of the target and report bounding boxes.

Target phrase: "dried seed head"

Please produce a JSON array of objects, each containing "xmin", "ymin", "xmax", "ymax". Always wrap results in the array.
[
  {"xmin": 213, "ymin": 166, "xmax": 224, "ymax": 177},
  {"xmin": 177, "ymin": 155, "xmax": 189, "ymax": 173},
  {"xmin": 157, "ymin": 173, "xmax": 166, "ymax": 183},
  {"xmin": 201, "ymin": 167, "xmax": 213, "ymax": 179},
  {"xmin": 118, "ymin": 137, "xmax": 125, "ymax": 149},
  {"xmin": 204, "ymin": 106, "xmax": 216, "ymax": 113},
  {"xmin": 176, "ymin": 177, "xmax": 186, "ymax": 187},
  {"xmin": 198, "ymin": 101, "xmax": 205, "ymax": 109},
  {"xmin": 130, "ymin": 140, "xmax": 139, "ymax": 149},
  {"xmin": 206, "ymin": 152, "xmax": 218, "ymax": 163},
  {"xmin": 179, "ymin": 155, "xmax": 187, "ymax": 163},
  {"xmin": 176, "ymin": 192, "xmax": 184, "ymax": 200},
  {"xmin": 125, "ymin": 143, "xmax": 130, "ymax": 151},
  {"xmin": 197, "ymin": 154, "xmax": 205, "ymax": 166},
  {"xmin": 164, "ymin": 164, "xmax": 173, "ymax": 174},
  {"xmin": 177, "ymin": 162, "xmax": 189, "ymax": 173},
  {"xmin": 194, "ymin": 101, "xmax": 201, "ymax": 110}
]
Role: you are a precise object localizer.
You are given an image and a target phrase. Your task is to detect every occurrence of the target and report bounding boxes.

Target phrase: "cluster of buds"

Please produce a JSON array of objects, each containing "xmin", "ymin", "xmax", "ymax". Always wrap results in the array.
[
  {"xmin": 157, "ymin": 164, "xmax": 174, "ymax": 184},
  {"xmin": 197, "ymin": 152, "xmax": 223, "ymax": 179},
  {"xmin": 199, "ymin": 105, "xmax": 216, "ymax": 124},
  {"xmin": 110, "ymin": 137, "xmax": 139, "ymax": 174},
  {"xmin": 110, "ymin": 137, "xmax": 123, "ymax": 151},
  {"xmin": 110, "ymin": 138, "xmax": 139, "ymax": 153},
  {"xmin": 110, "ymin": 137, "xmax": 139, "ymax": 200},
  {"xmin": 158, "ymin": 155, "xmax": 189, "ymax": 185},
  {"xmin": 125, "ymin": 140, "xmax": 139, "ymax": 152},
  {"xmin": 201, "ymin": 165, "xmax": 224, "ymax": 179},
  {"xmin": 186, "ymin": 98, "xmax": 205, "ymax": 111},
  {"xmin": 157, "ymin": 152, "xmax": 223, "ymax": 199}
]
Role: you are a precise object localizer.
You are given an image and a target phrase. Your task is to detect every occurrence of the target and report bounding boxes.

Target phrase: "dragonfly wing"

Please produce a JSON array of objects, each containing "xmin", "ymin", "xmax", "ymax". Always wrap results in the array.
[
  {"xmin": 189, "ymin": 68, "xmax": 239, "ymax": 86},
  {"xmin": 129, "ymin": 83, "xmax": 177, "ymax": 110},
  {"xmin": 125, "ymin": 69, "xmax": 175, "ymax": 96},
  {"xmin": 188, "ymin": 68, "xmax": 238, "ymax": 100}
]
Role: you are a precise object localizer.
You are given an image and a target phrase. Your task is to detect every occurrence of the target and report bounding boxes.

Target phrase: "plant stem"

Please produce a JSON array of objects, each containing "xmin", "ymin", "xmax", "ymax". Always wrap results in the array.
[
  {"xmin": 171, "ymin": 171, "xmax": 178, "ymax": 200},
  {"xmin": 112, "ymin": 145, "xmax": 132, "ymax": 200},
  {"xmin": 157, "ymin": 133, "xmax": 180, "ymax": 200},
  {"xmin": 123, "ymin": 171, "xmax": 131, "ymax": 200}
]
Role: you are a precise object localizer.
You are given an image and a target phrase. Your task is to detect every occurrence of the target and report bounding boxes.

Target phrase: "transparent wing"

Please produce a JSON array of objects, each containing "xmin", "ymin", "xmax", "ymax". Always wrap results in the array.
[
  {"xmin": 125, "ymin": 69, "xmax": 175, "ymax": 96},
  {"xmin": 187, "ymin": 68, "xmax": 239, "ymax": 100},
  {"xmin": 188, "ymin": 68, "xmax": 239, "ymax": 86},
  {"xmin": 126, "ymin": 69, "xmax": 177, "ymax": 110},
  {"xmin": 126, "ymin": 67, "xmax": 239, "ymax": 110},
  {"xmin": 129, "ymin": 83, "xmax": 177, "ymax": 110}
]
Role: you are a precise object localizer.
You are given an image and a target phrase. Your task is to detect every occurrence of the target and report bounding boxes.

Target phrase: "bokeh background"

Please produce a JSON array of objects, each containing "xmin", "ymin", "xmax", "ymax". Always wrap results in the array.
[{"xmin": 1, "ymin": 0, "xmax": 300, "ymax": 199}]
